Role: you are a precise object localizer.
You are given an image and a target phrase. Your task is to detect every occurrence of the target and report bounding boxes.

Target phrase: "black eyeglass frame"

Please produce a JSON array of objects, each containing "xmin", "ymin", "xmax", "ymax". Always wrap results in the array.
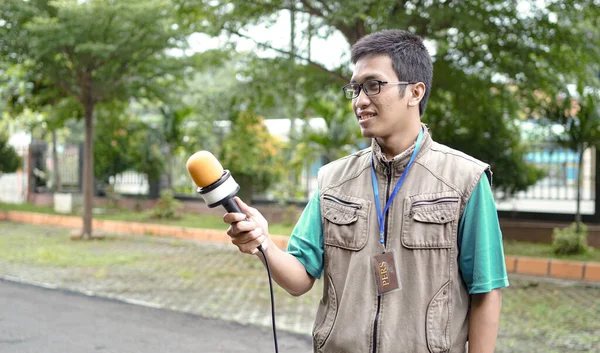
[{"xmin": 342, "ymin": 80, "xmax": 416, "ymax": 100}]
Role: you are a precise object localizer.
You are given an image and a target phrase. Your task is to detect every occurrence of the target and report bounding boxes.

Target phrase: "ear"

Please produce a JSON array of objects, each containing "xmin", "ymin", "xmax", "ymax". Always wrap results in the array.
[{"xmin": 408, "ymin": 82, "xmax": 426, "ymax": 107}]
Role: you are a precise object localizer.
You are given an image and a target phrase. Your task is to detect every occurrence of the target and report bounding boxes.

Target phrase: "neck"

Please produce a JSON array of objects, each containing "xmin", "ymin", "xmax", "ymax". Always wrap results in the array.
[{"xmin": 376, "ymin": 123, "xmax": 422, "ymax": 160}]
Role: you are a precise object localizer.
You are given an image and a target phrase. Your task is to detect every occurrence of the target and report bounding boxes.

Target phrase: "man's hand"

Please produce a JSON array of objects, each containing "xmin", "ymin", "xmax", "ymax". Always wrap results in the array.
[
  {"xmin": 223, "ymin": 197, "xmax": 269, "ymax": 255},
  {"xmin": 222, "ymin": 197, "xmax": 315, "ymax": 296}
]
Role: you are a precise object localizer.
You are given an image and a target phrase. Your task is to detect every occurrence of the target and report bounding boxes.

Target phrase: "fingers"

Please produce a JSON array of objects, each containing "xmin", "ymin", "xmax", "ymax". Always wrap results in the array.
[
  {"xmin": 222, "ymin": 198, "xmax": 255, "ymax": 224},
  {"xmin": 222, "ymin": 197, "xmax": 269, "ymax": 255},
  {"xmin": 229, "ymin": 227, "xmax": 266, "ymax": 255},
  {"xmin": 222, "ymin": 210, "xmax": 247, "ymax": 224},
  {"xmin": 226, "ymin": 219, "xmax": 256, "ymax": 235},
  {"xmin": 233, "ymin": 197, "xmax": 251, "ymax": 214}
]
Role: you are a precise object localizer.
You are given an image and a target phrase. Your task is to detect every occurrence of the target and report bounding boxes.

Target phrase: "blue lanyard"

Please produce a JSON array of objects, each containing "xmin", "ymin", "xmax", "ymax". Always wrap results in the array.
[{"xmin": 371, "ymin": 129, "xmax": 424, "ymax": 246}]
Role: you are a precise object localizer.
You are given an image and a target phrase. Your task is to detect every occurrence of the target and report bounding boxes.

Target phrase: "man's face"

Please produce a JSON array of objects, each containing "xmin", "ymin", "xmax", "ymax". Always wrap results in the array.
[{"xmin": 350, "ymin": 55, "xmax": 411, "ymax": 140}]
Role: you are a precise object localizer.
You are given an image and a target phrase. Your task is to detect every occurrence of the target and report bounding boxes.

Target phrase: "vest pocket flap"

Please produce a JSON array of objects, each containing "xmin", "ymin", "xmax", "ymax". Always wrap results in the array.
[
  {"xmin": 323, "ymin": 208, "xmax": 358, "ymax": 225},
  {"xmin": 322, "ymin": 193, "xmax": 370, "ymax": 251},
  {"xmin": 402, "ymin": 193, "xmax": 459, "ymax": 249},
  {"xmin": 412, "ymin": 208, "xmax": 457, "ymax": 224}
]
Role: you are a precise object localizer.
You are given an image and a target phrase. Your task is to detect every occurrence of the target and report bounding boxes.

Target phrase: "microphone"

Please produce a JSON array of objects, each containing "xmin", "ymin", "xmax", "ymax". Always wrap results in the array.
[
  {"xmin": 186, "ymin": 151, "xmax": 278, "ymax": 353},
  {"xmin": 185, "ymin": 150, "xmax": 243, "ymax": 214}
]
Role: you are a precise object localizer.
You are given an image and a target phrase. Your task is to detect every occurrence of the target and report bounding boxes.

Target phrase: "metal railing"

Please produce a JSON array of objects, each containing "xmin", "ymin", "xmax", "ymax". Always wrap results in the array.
[{"xmin": 495, "ymin": 143, "xmax": 595, "ymax": 202}]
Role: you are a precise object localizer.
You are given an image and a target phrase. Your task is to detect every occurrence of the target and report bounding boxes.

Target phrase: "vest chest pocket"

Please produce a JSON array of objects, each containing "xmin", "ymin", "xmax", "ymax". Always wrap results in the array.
[
  {"xmin": 402, "ymin": 194, "xmax": 460, "ymax": 249},
  {"xmin": 322, "ymin": 194, "xmax": 370, "ymax": 251}
]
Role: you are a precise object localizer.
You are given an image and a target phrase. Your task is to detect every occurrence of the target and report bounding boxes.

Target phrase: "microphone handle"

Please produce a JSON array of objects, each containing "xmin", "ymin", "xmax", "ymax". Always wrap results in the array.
[
  {"xmin": 222, "ymin": 196, "xmax": 264, "ymax": 251},
  {"xmin": 221, "ymin": 196, "xmax": 243, "ymax": 214}
]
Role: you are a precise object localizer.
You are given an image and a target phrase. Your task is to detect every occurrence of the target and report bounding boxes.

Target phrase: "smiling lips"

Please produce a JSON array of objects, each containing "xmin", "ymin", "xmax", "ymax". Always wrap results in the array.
[{"xmin": 358, "ymin": 113, "xmax": 376, "ymax": 122}]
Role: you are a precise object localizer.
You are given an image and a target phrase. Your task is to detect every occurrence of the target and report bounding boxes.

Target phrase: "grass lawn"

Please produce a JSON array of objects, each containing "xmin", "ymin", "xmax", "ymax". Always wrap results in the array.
[
  {"xmin": 503, "ymin": 239, "xmax": 600, "ymax": 262},
  {"xmin": 2, "ymin": 201, "xmax": 600, "ymax": 262}
]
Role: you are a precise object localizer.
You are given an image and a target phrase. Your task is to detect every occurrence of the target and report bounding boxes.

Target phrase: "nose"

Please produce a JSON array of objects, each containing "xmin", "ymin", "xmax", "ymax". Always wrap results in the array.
[{"xmin": 354, "ymin": 88, "xmax": 371, "ymax": 110}]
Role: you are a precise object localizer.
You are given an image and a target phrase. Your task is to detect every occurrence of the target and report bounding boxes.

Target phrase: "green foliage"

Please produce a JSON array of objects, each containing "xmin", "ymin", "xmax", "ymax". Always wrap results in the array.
[
  {"xmin": 545, "ymin": 88, "xmax": 600, "ymax": 153},
  {"xmin": 219, "ymin": 107, "xmax": 285, "ymax": 200},
  {"xmin": 150, "ymin": 189, "xmax": 183, "ymax": 220},
  {"xmin": 93, "ymin": 100, "xmax": 191, "ymax": 190},
  {"xmin": 0, "ymin": 133, "xmax": 21, "ymax": 174},
  {"xmin": 280, "ymin": 204, "xmax": 301, "ymax": 226},
  {"xmin": 0, "ymin": 0, "xmax": 195, "ymax": 104},
  {"xmin": 0, "ymin": 0, "xmax": 200, "ymax": 234},
  {"xmin": 93, "ymin": 102, "xmax": 135, "ymax": 184},
  {"xmin": 297, "ymin": 91, "xmax": 365, "ymax": 164},
  {"xmin": 183, "ymin": 0, "xmax": 600, "ymax": 196},
  {"xmin": 128, "ymin": 120, "xmax": 167, "ymax": 182},
  {"xmin": 552, "ymin": 223, "xmax": 589, "ymax": 256},
  {"xmin": 104, "ymin": 185, "xmax": 121, "ymax": 210},
  {"xmin": 539, "ymin": 87, "xmax": 600, "ymax": 224}
]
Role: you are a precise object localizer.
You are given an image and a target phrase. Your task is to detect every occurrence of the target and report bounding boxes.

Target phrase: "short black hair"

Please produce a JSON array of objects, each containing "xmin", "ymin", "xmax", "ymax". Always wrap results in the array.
[{"xmin": 351, "ymin": 30, "xmax": 433, "ymax": 116}]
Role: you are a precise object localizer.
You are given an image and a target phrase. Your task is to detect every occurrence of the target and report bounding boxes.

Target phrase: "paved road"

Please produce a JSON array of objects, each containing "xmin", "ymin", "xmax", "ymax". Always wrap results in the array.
[{"xmin": 0, "ymin": 280, "xmax": 312, "ymax": 353}]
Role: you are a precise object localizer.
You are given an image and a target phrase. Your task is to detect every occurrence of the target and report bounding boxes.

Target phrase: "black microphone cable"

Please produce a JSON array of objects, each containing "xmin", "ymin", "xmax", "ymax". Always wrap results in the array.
[{"xmin": 257, "ymin": 245, "xmax": 279, "ymax": 353}]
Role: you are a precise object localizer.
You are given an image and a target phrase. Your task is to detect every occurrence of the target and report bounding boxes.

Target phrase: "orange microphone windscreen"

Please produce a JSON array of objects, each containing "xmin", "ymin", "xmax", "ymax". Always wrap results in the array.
[{"xmin": 186, "ymin": 151, "xmax": 224, "ymax": 188}]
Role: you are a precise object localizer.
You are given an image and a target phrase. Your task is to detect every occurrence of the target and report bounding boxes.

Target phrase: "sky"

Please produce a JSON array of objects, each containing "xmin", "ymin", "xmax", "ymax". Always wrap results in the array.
[{"xmin": 187, "ymin": 10, "xmax": 351, "ymax": 71}]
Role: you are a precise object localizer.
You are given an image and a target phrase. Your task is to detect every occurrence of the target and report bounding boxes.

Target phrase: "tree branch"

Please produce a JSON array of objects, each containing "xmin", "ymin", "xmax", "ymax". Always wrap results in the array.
[
  {"xmin": 51, "ymin": 75, "xmax": 79, "ymax": 100},
  {"xmin": 227, "ymin": 29, "xmax": 348, "ymax": 83},
  {"xmin": 298, "ymin": 0, "xmax": 329, "ymax": 18},
  {"xmin": 230, "ymin": 0, "xmax": 316, "ymax": 16}
]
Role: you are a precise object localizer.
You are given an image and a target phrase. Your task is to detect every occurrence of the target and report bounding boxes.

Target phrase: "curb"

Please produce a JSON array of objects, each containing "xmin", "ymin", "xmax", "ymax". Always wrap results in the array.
[
  {"xmin": 2, "ymin": 210, "xmax": 599, "ymax": 282},
  {"xmin": 0, "ymin": 210, "xmax": 290, "ymax": 250},
  {"xmin": 505, "ymin": 255, "xmax": 600, "ymax": 282}
]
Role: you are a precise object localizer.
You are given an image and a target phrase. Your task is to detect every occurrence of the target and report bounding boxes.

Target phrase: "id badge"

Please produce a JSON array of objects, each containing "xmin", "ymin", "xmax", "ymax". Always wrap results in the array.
[{"xmin": 372, "ymin": 250, "xmax": 401, "ymax": 295}]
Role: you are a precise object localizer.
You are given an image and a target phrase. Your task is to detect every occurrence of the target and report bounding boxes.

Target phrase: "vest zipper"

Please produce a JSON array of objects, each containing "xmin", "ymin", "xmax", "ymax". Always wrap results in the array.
[
  {"xmin": 372, "ymin": 162, "xmax": 393, "ymax": 353},
  {"xmin": 323, "ymin": 194, "xmax": 362, "ymax": 209},
  {"xmin": 412, "ymin": 196, "xmax": 459, "ymax": 207}
]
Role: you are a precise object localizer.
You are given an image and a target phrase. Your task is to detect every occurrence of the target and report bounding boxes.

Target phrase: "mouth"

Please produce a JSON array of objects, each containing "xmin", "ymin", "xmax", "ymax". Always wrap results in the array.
[{"xmin": 358, "ymin": 114, "xmax": 376, "ymax": 122}]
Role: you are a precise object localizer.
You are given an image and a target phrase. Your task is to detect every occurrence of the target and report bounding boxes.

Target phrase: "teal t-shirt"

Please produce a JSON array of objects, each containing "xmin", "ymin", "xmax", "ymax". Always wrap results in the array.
[{"xmin": 287, "ymin": 176, "xmax": 509, "ymax": 294}]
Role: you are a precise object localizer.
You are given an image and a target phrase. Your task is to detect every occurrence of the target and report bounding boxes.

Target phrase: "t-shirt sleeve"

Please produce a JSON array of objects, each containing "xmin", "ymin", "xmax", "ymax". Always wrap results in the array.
[
  {"xmin": 286, "ymin": 188, "xmax": 324, "ymax": 279},
  {"xmin": 458, "ymin": 176, "xmax": 509, "ymax": 294}
]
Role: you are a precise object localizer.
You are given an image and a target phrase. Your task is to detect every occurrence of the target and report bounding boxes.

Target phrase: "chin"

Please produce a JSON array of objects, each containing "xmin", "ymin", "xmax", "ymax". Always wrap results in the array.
[{"xmin": 360, "ymin": 128, "xmax": 375, "ymax": 139}]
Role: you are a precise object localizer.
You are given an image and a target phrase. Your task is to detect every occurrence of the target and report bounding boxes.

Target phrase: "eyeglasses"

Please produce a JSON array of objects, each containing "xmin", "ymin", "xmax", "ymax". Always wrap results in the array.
[{"xmin": 342, "ymin": 80, "xmax": 414, "ymax": 100}]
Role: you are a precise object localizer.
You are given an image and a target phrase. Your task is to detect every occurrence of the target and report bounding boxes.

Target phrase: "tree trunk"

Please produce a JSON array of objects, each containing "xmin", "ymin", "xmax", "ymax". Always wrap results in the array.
[
  {"xmin": 82, "ymin": 102, "xmax": 95, "ymax": 238},
  {"xmin": 287, "ymin": 6, "xmax": 299, "ymax": 199},
  {"xmin": 27, "ymin": 141, "xmax": 34, "ymax": 203},
  {"xmin": 51, "ymin": 130, "xmax": 62, "ymax": 192},
  {"xmin": 166, "ymin": 146, "xmax": 173, "ymax": 190},
  {"xmin": 236, "ymin": 174, "xmax": 254, "ymax": 205},
  {"xmin": 575, "ymin": 146, "xmax": 584, "ymax": 232}
]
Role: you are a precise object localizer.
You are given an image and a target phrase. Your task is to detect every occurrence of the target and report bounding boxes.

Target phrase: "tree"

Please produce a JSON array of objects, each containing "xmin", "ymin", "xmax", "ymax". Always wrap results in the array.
[
  {"xmin": 219, "ymin": 105, "xmax": 285, "ymax": 202},
  {"xmin": 0, "ymin": 61, "xmax": 82, "ymax": 192},
  {"xmin": 0, "ymin": 133, "xmax": 20, "ymax": 175},
  {"xmin": 298, "ymin": 92, "xmax": 365, "ymax": 164},
  {"xmin": 178, "ymin": 0, "xmax": 600, "ymax": 195},
  {"xmin": 541, "ymin": 87, "xmax": 600, "ymax": 230},
  {"xmin": 0, "ymin": 0, "xmax": 194, "ymax": 237},
  {"xmin": 93, "ymin": 102, "xmax": 135, "ymax": 188},
  {"xmin": 289, "ymin": 91, "xmax": 364, "ymax": 195},
  {"xmin": 286, "ymin": 91, "xmax": 365, "ymax": 198},
  {"xmin": 157, "ymin": 104, "xmax": 193, "ymax": 190}
]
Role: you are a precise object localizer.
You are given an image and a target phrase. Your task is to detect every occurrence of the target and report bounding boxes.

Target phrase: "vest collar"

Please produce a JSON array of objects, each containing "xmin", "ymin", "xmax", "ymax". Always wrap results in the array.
[{"xmin": 371, "ymin": 124, "xmax": 432, "ymax": 175}]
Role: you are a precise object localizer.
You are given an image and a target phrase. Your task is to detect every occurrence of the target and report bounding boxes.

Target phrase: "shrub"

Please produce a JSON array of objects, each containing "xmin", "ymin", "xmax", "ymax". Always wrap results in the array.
[
  {"xmin": 552, "ymin": 222, "xmax": 589, "ymax": 255},
  {"xmin": 281, "ymin": 204, "xmax": 300, "ymax": 226},
  {"xmin": 150, "ymin": 189, "xmax": 183, "ymax": 220}
]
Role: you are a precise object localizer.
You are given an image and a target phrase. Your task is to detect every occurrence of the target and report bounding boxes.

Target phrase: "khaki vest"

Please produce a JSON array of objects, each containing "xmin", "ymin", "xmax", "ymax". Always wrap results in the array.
[{"xmin": 314, "ymin": 127, "xmax": 490, "ymax": 353}]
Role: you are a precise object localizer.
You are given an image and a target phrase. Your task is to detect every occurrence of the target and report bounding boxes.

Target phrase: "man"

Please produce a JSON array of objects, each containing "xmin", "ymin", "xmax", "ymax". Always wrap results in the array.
[{"xmin": 224, "ymin": 29, "xmax": 508, "ymax": 353}]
